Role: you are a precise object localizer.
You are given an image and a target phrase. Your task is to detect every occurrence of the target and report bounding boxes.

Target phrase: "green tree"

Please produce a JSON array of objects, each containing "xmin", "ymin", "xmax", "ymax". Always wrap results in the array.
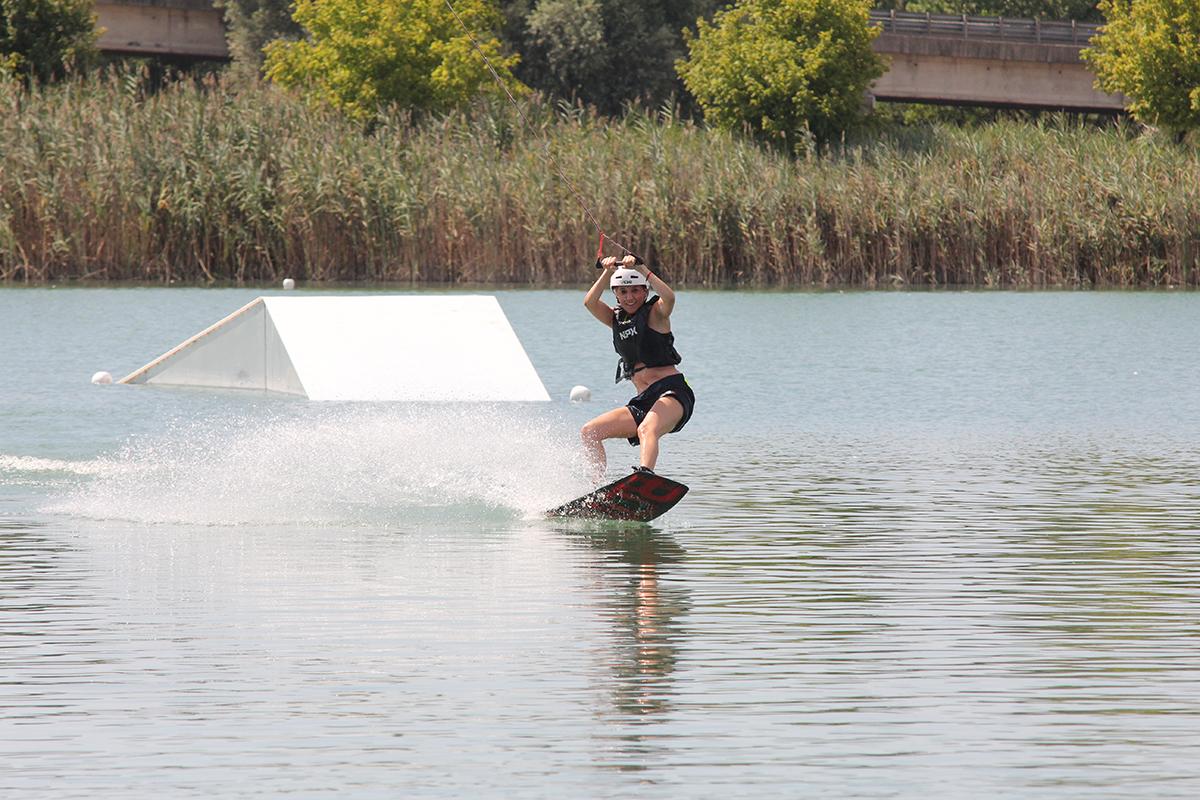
[
  {"xmin": 1083, "ymin": 0, "xmax": 1200, "ymax": 133},
  {"xmin": 677, "ymin": 0, "xmax": 884, "ymax": 149},
  {"xmin": 264, "ymin": 0, "xmax": 521, "ymax": 121},
  {"xmin": 503, "ymin": 0, "xmax": 724, "ymax": 113},
  {"xmin": 524, "ymin": 0, "xmax": 606, "ymax": 100},
  {"xmin": 0, "ymin": 0, "xmax": 97, "ymax": 84},
  {"xmin": 213, "ymin": 0, "xmax": 303, "ymax": 80}
]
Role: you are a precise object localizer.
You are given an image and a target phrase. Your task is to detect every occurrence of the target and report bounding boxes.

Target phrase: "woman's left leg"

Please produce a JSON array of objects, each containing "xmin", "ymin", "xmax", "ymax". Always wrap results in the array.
[
  {"xmin": 635, "ymin": 396, "xmax": 684, "ymax": 471},
  {"xmin": 581, "ymin": 406, "xmax": 638, "ymax": 481}
]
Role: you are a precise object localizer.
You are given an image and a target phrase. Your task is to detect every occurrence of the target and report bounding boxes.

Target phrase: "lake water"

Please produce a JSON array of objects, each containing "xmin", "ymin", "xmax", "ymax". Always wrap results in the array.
[{"xmin": 2, "ymin": 287, "xmax": 1199, "ymax": 798}]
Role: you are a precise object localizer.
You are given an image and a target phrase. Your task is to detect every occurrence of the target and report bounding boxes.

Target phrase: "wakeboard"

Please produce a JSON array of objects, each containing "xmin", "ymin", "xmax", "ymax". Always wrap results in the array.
[{"xmin": 547, "ymin": 470, "xmax": 689, "ymax": 522}]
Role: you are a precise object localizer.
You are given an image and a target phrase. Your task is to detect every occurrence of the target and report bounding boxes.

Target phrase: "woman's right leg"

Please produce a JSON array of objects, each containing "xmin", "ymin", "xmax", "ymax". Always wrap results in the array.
[{"xmin": 580, "ymin": 407, "xmax": 637, "ymax": 481}]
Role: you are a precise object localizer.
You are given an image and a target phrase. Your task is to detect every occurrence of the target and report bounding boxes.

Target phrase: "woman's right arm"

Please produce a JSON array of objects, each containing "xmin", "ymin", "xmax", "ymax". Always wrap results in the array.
[{"xmin": 584, "ymin": 256, "xmax": 618, "ymax": 327}]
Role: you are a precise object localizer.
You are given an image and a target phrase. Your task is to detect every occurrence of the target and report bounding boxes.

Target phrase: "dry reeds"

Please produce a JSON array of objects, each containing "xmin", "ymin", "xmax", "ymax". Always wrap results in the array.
[{"xmin": 1, "ymin": 73, "xmax": 1197, "ymax": 287}]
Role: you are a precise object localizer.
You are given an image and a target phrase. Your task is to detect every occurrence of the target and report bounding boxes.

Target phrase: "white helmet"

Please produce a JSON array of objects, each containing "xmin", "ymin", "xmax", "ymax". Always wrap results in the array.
[{"xmin": 610, "ymin": 268, "xmax": 648, "ymax": 289}]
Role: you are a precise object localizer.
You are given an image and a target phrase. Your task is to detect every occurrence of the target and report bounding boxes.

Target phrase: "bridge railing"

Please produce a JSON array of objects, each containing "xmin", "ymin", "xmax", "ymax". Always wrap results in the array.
[{"xmin": 869, "ymin": 10, "xmax": 1102, "ymax": 46}]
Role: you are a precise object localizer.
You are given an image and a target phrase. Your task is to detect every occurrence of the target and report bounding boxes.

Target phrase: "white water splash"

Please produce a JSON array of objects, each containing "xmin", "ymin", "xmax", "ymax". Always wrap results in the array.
[
  {"xmin": 40, "ymin": 405, "xmax": 594, "ymax": 526},
  {"xmin": 0, "ymin": 454, "xmax": 118, "ymax": 477}
]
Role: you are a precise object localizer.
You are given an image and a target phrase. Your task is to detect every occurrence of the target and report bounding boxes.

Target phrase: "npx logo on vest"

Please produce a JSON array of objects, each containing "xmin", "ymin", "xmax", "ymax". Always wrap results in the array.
[{"xmin": 612, "ymin": 296, "xmax": 681, "ymax": 383}]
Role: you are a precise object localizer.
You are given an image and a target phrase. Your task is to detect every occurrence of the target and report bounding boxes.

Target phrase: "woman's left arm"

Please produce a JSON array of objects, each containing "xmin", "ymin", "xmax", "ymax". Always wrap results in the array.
[{"xmin": 645, "ymin": 267, "xmax": 675, "ymax": 319}]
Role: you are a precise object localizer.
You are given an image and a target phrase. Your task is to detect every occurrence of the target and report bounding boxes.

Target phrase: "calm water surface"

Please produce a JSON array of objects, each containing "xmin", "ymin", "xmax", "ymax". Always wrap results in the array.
[{"xmin": 2, "ymin": 288, "xmax": 1199, "ymax": 798}]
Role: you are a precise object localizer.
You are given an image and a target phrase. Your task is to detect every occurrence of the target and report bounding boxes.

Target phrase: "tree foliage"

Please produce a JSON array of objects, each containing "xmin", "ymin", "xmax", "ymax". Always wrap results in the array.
[
  {"xmin": 1083, "ymin": 0, "xmax": 1200, "ymax": 132},
  {"xmin": 503, "ymin": 0, "xmax": 724, "ymax": 113},
  {"xmin": 0, "ymin": 0, "xmax": 97, "ymax": 84},
  {"xmin": 524, "ymin": 0, "xmax": 605, "ymax": 99},
  {"xmin": 677, "ymin": 0, "xmax": 884, "ymax": 149},
  {"xmin": 213, "ymin": 0, "xmax": 303, "ymax": 81},
  {"xmin": 264, "ymin": 0, "xmax": 521, "ymax": 121}
]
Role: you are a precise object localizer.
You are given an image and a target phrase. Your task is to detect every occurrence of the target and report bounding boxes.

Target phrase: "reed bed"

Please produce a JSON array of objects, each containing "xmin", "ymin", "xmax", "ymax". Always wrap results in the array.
[{"xmin": 1, "ymin": 74, "xmax": 1197, "ymax": 286}]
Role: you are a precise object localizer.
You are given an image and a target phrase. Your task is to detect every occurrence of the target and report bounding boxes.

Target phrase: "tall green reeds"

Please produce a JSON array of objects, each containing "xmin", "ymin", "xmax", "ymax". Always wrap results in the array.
[{"xmin": 1, "ymin": 73, "xmax": 1197, "ymax": 286}]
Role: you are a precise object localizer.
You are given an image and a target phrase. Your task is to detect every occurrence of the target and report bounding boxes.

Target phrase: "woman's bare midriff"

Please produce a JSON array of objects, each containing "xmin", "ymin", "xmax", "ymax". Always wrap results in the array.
[{"xmin": 630, "ymin": 364, "xmax": 681, "ymax": 394}]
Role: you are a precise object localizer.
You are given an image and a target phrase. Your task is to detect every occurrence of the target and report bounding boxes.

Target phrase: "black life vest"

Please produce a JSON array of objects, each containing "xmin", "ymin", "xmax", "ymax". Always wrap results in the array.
[{"xmin": 612, "ymin": 295, "xmax": 682, "ymax": 383}]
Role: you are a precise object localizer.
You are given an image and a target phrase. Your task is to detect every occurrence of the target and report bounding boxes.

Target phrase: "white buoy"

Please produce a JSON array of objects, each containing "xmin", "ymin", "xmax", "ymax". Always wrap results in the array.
[
  {"xmin": 569, "ymin": 385, "xmax": 591, "ymax": 403},
  {"xmin": 91, "ymin": 371, "xmax": 113, "ymax": 385},
  {"xmin": 282, "ymin": 277, "xmax": 296, "ymax": 290}
]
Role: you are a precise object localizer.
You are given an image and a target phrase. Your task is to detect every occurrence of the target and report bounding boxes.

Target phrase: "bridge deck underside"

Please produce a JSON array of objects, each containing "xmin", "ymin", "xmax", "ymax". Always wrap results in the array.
[
  {"xmin": 870, "ymin": 33, "xmax": 1125, "ymax": 112},
  {"xmin": 95, "ymin": 2, "xmax": 228, "ymax": 60}
]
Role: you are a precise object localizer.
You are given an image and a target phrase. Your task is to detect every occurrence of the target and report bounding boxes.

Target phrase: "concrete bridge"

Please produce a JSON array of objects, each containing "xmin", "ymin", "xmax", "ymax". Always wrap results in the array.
[
  {"xmin": 95, "ymin": 0, "xmax": 228, "ymax": 61},
  {"xmin": 93, "ymin": 3, "xmax": 1126, "ymax": 112},
  {"xmin": 868, "ymin": 10, "xmax": 1125, "ymax": 112}
]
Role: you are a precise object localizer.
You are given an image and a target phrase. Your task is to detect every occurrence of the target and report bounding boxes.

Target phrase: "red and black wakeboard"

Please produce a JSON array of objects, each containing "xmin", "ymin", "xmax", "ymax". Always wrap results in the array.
[{"xmin": 547, "ymin": 471, "xmax": 688, "ymax": 522}]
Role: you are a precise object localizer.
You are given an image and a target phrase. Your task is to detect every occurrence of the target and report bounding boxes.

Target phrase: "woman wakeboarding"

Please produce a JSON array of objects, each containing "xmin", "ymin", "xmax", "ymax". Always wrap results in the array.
[
  {"xmin": 442, "ymin": 0, "xmax": 693, "ymax": 510},
  {"xmin": 581, "ymin": 254, "xmax": 696, "ymax": 481}
]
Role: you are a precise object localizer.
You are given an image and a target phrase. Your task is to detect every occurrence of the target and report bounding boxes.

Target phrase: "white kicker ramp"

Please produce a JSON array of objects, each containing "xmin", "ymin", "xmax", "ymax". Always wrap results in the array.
[{"xmin": 120, "ymin": 296, "xmax": 550, "ymax": 402}]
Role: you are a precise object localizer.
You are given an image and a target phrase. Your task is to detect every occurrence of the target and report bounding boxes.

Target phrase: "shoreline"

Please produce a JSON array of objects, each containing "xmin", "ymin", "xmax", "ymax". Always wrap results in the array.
[{"xmin": 4, "ymin": 279, "xmax": 1196, "ymax": 292}]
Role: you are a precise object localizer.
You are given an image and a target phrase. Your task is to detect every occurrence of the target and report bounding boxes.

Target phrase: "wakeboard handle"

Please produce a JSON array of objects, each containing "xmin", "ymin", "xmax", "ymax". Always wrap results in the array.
[{"xmin": 595, "ymin": 232, "xmax": 643, "ymax": 269}]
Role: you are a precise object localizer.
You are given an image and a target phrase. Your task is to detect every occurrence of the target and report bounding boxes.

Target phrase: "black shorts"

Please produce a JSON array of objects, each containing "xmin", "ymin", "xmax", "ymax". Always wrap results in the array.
[{"xmin": 625, "ymin": 374, "xmax": 695, "ymax": 445}]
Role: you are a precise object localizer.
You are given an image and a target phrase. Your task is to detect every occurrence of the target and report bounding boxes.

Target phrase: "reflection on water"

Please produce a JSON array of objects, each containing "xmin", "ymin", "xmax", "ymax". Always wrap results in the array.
[
  {"xmin": 565, "ymin": 526, "xmax": 688, "ymax": 722},
  {"xmin": 0, "ymin": 519, "xmax": 111, "ymax": 730}
]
